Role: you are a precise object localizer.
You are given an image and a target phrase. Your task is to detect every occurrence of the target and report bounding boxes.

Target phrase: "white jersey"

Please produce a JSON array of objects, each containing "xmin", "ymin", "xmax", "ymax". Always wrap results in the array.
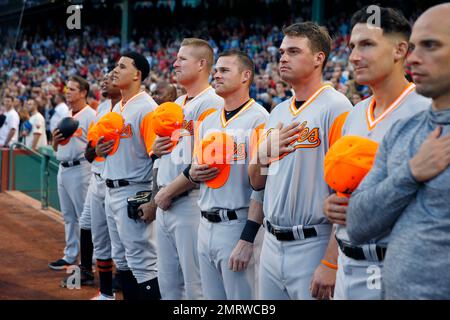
[
  {"xmin": 263, "ymin": 85, "xmax": 353, "ymax": 227},
  {"xmin": 25, "ymin": 112, "xmax": 47, "ymax": 149},
  {"xmin": 157, "ymin": 86, "xmax": 224, "ymax": 187},
  {"xmin": 0, "ymin": 108, "xmax": 19, "ymax": 145},
  {"xmin": 50, "ymin": 102, "xmax": 69, "ymax": 132},
  {"xmin": 196, "ymin": 100, "xmax": 269, "ymax": 211},
  {"xmin": 56, "ymin": 105, "xmax": 96, "ymax": 162},
  {"xmin": 336, "ymin": 84, "xmax": 430, "ymax": 243},
  {"xmin": 91, "ymin": 99, "xmax": 113, "ymax": 175},
  {"xmin": 102, "ymin": 91, "xmax": 158, "ymax": 182}
]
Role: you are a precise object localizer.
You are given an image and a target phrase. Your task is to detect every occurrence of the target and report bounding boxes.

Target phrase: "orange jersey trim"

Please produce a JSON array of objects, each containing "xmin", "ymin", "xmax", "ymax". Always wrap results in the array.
[
  {"xmin": 365, "ymin": 83, "xmax": 416, "ymax": 131},
  {"xmin": 140, "ymin": 111, "xmax": 156, "ymax": 156},
  {"xmin": 181, "ymin": 85, "xmax": 212, "ymax": 108},
  {"xmin": 328, "ymin": 111, "xmax": 349, "ymax": 148},
  {"xmin": 220, "ymin": 99, "xmax": 255, "ymax": 128},
  {"xmin": 119, "ymin": 91, "xmax": 146, "ymax": 113},
  {"xmin": 289, "ymin": 85, "xmax": 332, "ymax": 117}
]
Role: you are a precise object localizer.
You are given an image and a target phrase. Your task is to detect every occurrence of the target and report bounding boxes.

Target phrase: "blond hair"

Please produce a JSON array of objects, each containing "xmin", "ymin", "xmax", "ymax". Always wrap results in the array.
[{"xmin": 180, "ymin": 38, "xmax": 214, "ymax": 72}]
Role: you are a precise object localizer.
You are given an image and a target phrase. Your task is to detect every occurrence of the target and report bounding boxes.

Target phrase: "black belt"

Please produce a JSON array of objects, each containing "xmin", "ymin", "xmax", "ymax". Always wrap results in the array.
[
  {"xmin": 61, "ymin": 160, "xmax": 81, "ymax": 167},
  {"xmin": 105, "ymin": 179, "xmax": 130, "ymax": 188},
  {"xmin": 336, "ymin": 236, "xmax": 386, "ymax": 261},
  {"xmin": 201, "ymin": 210, "xmax": 237, "ymax": 223},
  {"xmin": 265, "ymin": 220, "xmax": 317, "ymax": 241}
]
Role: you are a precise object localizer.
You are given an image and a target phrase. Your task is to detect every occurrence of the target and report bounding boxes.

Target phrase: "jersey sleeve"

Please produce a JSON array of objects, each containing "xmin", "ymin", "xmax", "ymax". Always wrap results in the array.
[
  {"xmin": 328, "ymin": 111, "xmax": 349, "ymax": 147},
  {"xmin": 140, "ymin": 110, "xmax": 156, "ymax": 156}
]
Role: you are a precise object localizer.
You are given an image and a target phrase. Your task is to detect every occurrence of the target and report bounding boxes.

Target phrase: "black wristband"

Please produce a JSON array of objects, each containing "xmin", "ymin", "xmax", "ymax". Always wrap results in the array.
[
  {"xmin": 151, "ymin": 154, "xmax": 159, "ymax": 162},
  {"xmin": 240, "ymin": 220, "xmax": 261, "ymax": 243},
  {"xmin": 183, "ymin": 164, "xmax": 199, "ymax": 184}
]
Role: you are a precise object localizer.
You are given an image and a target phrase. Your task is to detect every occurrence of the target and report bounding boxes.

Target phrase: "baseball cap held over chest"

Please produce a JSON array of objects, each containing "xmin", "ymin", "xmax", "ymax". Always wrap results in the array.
[
  {"xmin": 198, "ymin": 132, "xmax": 235, "ymax": 189},
  {"xmin": 94, "ymin": 112, "xmax": 125, "ymax": 156},
  {"xmin": 151, "ymin": 102, "xmax": 184, "ymax": 151},
  {"xmin": 324, "ymin": 136, "xmax": 379, "ymax": 197},
  {"xmin": 57, "ymin": 117, "xmax": 79, "ymax": 146}
]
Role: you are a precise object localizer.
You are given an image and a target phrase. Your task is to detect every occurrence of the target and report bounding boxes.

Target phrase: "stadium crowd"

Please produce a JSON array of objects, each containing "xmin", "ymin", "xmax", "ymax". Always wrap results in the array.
[{"xmin": 1, "ymin": 7, "xmax": 418, "ymax": 148}]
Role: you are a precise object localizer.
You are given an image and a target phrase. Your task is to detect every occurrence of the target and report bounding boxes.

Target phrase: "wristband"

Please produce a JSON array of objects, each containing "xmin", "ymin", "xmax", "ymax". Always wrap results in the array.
[
  {"xmin": 240, "ymin": 220, "xmax": 261, "ymax": 243},
  {"xmin": 321, "ymin": 259, "xmax": 338, "ymax": 270}
]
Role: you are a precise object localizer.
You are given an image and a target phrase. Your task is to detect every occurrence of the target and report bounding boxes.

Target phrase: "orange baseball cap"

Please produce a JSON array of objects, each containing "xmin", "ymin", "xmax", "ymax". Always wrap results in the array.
[
  {"xmin": 152, "ymin": 102, "xmax": 183, "ymax": 151},
  {"xmin": 324, "ymin": 136, "xmax": 379, "ymax": 197},
  {"xmin": 95, "ymin": 112, "xmax": 125, "ymax": 156},
  {"xmin": 198, "ymin": 132, "xmax": 235, "ymax": 189}
]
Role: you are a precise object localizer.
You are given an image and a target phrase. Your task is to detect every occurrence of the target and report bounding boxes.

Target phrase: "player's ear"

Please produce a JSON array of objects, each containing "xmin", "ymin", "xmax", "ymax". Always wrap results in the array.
[
  {"xmin": 394, "ymin": 40, "xmax": 409, "ymax": 62},
  {"xmin": 314, "ymin": 52, "xmax": 326, "ymax": 69},
  {"xmin": 134, "ymin": 70, "xmax": 141, "ymax": 82},
  {"xmin": 198, "ymin": 58, "xmax": 207, "ymax": 71},
  {"xmin": 242, "ymin": 70, "xmax": 251, "ymax": 84}
]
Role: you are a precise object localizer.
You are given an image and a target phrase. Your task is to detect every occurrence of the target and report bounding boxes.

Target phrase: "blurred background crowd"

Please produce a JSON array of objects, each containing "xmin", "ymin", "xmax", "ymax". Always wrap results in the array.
[{"xmin": 0, "ymin": 0, "xmax": 434, "ymax": 148}]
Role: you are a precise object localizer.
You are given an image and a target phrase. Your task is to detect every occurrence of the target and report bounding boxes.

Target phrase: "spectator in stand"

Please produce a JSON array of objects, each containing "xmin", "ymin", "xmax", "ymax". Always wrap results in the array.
[{"xmin": 0, "ymin": 95, "xmax": 20, "ymax": 148}]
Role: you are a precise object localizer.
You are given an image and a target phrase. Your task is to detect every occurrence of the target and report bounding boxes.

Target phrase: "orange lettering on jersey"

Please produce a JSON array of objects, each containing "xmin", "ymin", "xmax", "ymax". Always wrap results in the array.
[
  {"xmin": 269, "ymin": 121, "xmax": 321, "ymax": 163},
  {"xmin": 180, "ymin": 119, "xmax": 194, "ymax": 137},
  {"xmin": 120, "ymin": 124, "xmax": 133, "ymax": 139},
  {"xmin": 290, "ymin": 122, "xmax": 321, "ymax": 149},
  {"xmin": 232, "ymin": 142, "xmax": 247, "ymax": 161}
]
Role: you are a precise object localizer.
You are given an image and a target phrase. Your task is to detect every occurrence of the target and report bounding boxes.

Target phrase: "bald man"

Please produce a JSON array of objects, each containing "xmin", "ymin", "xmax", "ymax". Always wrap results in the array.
[
  {"xmin": 346, "ymin": 3, "xmax": 450, "ymax": 299},
  {"xmin": 152, "ymin": 81, "xmax": 177, "ymax": 105}
]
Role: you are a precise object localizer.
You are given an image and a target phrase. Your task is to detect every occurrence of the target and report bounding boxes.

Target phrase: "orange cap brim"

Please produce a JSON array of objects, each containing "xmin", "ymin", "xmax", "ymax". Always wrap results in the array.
[{"xmin": 205, "ymin": 163, "xmax": 231, "ymax": 189}]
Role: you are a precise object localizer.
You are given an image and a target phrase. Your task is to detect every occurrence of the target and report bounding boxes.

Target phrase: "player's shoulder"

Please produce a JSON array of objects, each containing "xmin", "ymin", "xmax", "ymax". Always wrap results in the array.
[
  {"xmin": 137, "ymin": 91, "xmax": 158, "ymax": 110},
  {"xmin": 320, "ymin": 86, "xmax": 353, "ymax": 109},
  {"xmin": 270, "ymin": 96, "xmax": 292, "ymax": 114},
  {"xmin": 386, "ymin": 108, "xmax": 429, "ymax": 143},
  {"xmin": 197, "ymin": 88, "xmax": 224, "ymax": 109},
  {"xmin": 249, "ymin": 101, "xmax": 270, "ymax": 120},
  {"xmin": 405, "ymin": 90, "xmax": 432, "ymax": 112}
]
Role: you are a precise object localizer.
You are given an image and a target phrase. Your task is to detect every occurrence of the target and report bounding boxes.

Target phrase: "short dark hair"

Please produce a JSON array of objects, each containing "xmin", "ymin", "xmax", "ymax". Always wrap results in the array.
[
  {"xmin": 218, "ymin": 50, "xmax": 255, "ymax": 86},
  {"xmin": 122, "ymin": 51, "xmax": 150, "ymax": 81},
  {"xmin": 3, "ymin": 94, "xmax": 13, "ymax": 101},
  {"xmin": 283, "ymin": 22, "xmax": 332, "ymax": 70},
  {"xmin": 351, "ymin": 6, "xmax": 411, "ymax": 40},
  {"xmin": 69, "ymin": 75, "xmax": 90, "ymax": 98}
]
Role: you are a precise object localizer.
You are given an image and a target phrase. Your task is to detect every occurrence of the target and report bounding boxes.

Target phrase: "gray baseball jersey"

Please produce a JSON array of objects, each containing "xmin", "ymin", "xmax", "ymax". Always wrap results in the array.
[
  {"xmin": 56, "ymin": 105, "xmax": 96, "ymax": 162},
  {"xmin": 196, "ymin": 99, "xmax": 269, "ymax": 211},
  {"xmin": 336, "ymin": 84, "xmax": 430, "ymax": 243},
  {"xmin": 157, "ymin": 86, "xmax": 224, "ymax": 187},
  {"xmin": 102, "ymin": 92, "xmax": 158, "ymax": 182},
  {"xmin": 90, "ymin": 99, "xmax": 113, "ymax": 175},
  {"xmin": 263, "ymin": 85, "xmax": 353, "ymax": 227}
]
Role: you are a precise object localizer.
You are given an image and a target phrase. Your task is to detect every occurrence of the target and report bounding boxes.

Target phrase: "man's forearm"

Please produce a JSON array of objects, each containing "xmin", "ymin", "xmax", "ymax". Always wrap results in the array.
[
  {"xmin": 321, "ymin": 228, "xmax": 338, "ymax": 266},
  {"xmin": 248, "ymin": 163, "xmax": 268, "ymax": 191},
  {"xmin": 4, "ymin": 129, "xmax": 16, "ymax": 146},
  {"xmin": 164, "ymin": 172, "xmax": 196, "ymax": 199},
  {"xmin": 32, "ymin": 133, "xmax": 41, "ymax": 151}
]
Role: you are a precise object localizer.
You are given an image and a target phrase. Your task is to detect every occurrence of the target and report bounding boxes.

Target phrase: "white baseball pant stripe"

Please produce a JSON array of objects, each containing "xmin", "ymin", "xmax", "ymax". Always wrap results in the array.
[
  {"xmin": 105, "ymin": 183, "xmax": 158, "ymax": 283},
  {"xmin": 57, "ymin": 161, "xmax": 91, "ymax": 263},
  {"xmin": 197, "ymin": 211, "xmax": 256, "ymax": 300}
]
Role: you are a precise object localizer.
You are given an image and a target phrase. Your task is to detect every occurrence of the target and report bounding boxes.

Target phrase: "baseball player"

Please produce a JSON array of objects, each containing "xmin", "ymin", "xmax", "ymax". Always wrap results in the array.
[
  {"xmin": 49, "ymin": 76, "xmax": 96, "ymax": 271},
  {"xmin": 150, "ymin": 38, "xmax": 223, "ymax": 299},
  {"xmin": 95, "ymin": 52, "xmax": 160, "ymax": 300},
  {"xmin": 346, "ymin": 4, "xmax": 450, "ymax": 299},
  {"xmin": 248, "ymin": 22, "xmax": 353, "ymax": 300},
  {"xmin": 323, "ymin": 7, "xmax": 430, "ymax": 300},
  {"xmin": 23, "ymin": 99, "xmax": 47, "ymax": 151},
  {"xmin": 0, "ymin": 95, "xmax": 19, "ymax": 148},
  {"xmin": 71, "ymin": 71, "xmax": 126, "ymax": 299},
  {"xmin": 189, "ymin": 50, "xmax": 269, "ymax": 299}
]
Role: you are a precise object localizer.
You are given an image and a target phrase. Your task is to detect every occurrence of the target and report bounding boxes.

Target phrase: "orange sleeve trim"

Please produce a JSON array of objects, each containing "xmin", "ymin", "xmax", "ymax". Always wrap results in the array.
[
  {"xmin": 249, "ymin": 123, "xmax": 266, "ymax": 162},
  {"xmin": 140, "ymin": 111, "xmax": 156, "ymax": 156},
  {"xmin": 321, "ymin": 259, "xmax": 338, "ymax": 270},
  {"xmin": 197, "ymin": 108, "xmax": 217, "ymax": 123},
  {"xmin": 328, "ymin": 111, "xmax": 349, "ymax": 148}
]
